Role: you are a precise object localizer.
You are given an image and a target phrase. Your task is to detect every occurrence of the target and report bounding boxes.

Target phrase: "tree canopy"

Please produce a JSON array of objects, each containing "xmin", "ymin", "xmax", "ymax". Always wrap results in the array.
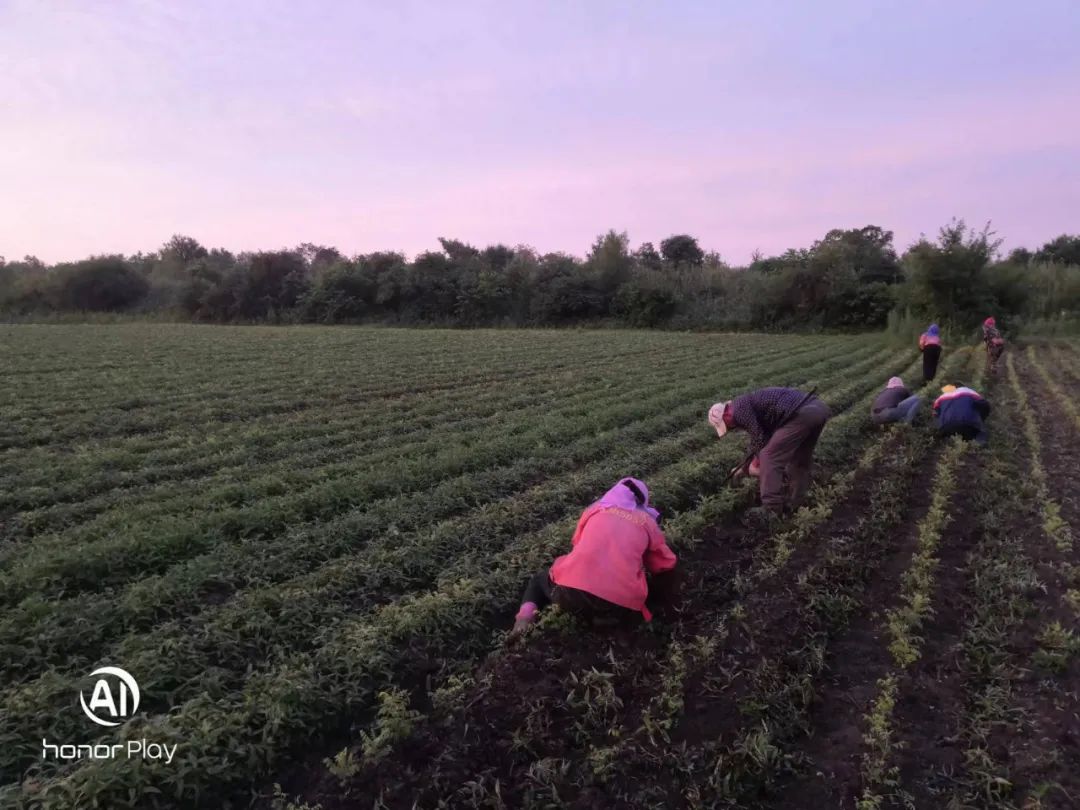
[{"xmin": 3, "ymin": 226, "xmax": 1078, "ymax": 332}]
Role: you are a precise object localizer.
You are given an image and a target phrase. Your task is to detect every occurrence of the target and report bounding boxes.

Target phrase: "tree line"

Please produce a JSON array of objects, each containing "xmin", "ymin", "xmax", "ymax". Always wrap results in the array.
[{"xmin": 2, "ymin": 223, "xmax": 1079, "ymax": 333}]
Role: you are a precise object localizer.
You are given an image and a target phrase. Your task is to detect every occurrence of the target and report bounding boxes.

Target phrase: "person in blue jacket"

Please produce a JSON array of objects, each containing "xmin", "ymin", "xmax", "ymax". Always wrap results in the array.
[{"xmin": 933, "ymin": 385, "xmax": 991, "ymax": 445}]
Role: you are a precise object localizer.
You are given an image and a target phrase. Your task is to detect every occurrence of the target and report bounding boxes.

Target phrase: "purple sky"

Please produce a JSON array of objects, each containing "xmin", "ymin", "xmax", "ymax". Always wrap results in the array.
[{"xmin": 2, "ymin": 0, "xmax": 1078, "ymax": 265}]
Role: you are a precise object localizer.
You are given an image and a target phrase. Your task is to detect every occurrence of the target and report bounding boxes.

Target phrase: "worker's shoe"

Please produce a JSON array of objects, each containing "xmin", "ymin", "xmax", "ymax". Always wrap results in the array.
[{"xmin": 743, "ymin": 506, "xmax": 782, "ymax": 530}]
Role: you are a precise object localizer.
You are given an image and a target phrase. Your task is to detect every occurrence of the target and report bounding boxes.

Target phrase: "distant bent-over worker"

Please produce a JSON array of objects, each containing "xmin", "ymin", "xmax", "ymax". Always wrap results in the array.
[
  {"xmin": 511, "ymin": 478, "xmax": 678, "ymax": 635},
  {"xmin": 708, "ymin": 388, "xmax": 831, "ymax": 514},
  {"xmin": 919, "ymin": 323, "xmax": 942, "ymax": 381},
  {"xmin": 982, "ymin": 317, "xmax": 1006, "ymax": 374},
  {"xmin": 934, "ymin": 384, "xmax": 991, "ymax": 445},
  {"xmin": 872, "ymin": 376, "xmax": 922, "ymax": 425}
]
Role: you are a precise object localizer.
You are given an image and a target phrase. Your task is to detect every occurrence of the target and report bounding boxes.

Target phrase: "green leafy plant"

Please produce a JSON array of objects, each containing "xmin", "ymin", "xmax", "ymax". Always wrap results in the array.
[
  {"xmin": 323, "ymin": 747, "xmax": 361, "ymax": 786},
  {"xmin": 358, "ymin": 688, "xmax": 422, "ymax": 764},
  {"xmin": 1033, "ymin": 622, "xmax": 1080, "ymax": 673}
]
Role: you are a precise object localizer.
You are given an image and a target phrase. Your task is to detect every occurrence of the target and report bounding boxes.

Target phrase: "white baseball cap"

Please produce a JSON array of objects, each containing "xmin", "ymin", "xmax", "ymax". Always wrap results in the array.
[{"xmin": 708, "ymin": 401, "xmax": 729, "ymax": 438}]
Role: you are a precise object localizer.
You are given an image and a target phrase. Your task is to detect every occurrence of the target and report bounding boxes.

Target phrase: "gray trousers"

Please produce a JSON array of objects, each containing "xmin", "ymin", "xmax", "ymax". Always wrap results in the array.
[
  {"xmin": 759, "ymin": 399, "xmax": 832, "ymax": 512},
  {"xmin": 872, "ymin": 395, "xmax": 922, "ymax": 425}
]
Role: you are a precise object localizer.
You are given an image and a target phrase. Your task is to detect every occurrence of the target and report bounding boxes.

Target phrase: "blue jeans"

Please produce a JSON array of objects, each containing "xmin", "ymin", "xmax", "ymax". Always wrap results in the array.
[{"xmin": 874, "ymin": 395, "xmax": 921, "ymax": 425}]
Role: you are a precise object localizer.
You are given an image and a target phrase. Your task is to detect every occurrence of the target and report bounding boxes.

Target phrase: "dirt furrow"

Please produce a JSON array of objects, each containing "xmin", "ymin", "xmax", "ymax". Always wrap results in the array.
[
  {"xmin": 1018, "ymin": 348, "xmax": 1080, "ymax": 533},
  {"xmin": 883, "ymin": 451, "xmax": 983, "ymax": 808},
  {"xmin": 884, "ymin": 346, "xmax": 1080, "ymax": 810},
  {"xmin": 982, "ymin": 348, "xmax": 1080, "ymax": 809},
  {"xmin": 760, "ymin": 444, "xmax": 965, "ymax": 810}
]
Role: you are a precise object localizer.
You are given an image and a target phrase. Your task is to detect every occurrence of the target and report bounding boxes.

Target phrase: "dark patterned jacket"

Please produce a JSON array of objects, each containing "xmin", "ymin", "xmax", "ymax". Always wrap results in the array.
[{"xmin": 728, "ymin": 387, "xmax": 813, "ymax": 456}]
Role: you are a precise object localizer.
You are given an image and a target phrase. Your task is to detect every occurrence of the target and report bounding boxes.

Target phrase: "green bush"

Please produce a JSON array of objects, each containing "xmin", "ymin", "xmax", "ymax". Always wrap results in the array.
[{"xmin": 55, "ymin": 257, "xmax": 149, "ymax": 312}]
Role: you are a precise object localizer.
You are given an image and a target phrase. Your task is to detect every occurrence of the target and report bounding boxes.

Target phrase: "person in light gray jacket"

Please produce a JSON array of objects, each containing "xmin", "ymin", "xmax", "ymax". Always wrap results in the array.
[{"xmin": 871, "ymin": 377, "xmax": 921, "ymax": 425}]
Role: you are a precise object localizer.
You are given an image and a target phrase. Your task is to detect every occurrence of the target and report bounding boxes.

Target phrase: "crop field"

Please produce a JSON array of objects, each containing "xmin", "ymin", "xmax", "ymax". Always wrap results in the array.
[{"xmin": 1, "ymin": 324, "xmax": 1078, "ymax": 810}]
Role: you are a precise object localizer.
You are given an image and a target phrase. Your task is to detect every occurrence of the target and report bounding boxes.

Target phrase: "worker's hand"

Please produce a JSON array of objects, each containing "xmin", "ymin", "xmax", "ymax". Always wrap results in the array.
[{"xmin": 748, "ymin": 457, "xmax": 761, "ymax": 477}]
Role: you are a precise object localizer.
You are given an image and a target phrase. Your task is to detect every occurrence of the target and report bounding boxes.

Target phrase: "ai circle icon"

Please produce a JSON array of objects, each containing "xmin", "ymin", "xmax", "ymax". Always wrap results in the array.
[{"xmin": 79, "ymin": 666, "xmax": 141, "ymax": 728}]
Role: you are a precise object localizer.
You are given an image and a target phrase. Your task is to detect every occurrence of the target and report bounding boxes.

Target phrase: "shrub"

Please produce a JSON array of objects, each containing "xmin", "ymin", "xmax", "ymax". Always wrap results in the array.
[{"xmin": 55, "ymin": 257, "xmax": 149, "ymax": 311}]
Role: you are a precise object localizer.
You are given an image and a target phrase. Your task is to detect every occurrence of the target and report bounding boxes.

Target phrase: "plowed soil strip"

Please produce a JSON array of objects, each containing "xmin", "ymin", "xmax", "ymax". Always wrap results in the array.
[
  {"xmin": 892, "ymin": 346, "xmax": 1079, "ymax": 810},
  {"xmin": 940, "ymin": 408, "xmax": 1045, "ymax": 808},
  {"xmin": 882, "ymin": 450, "xmax": 982, "ymax": 808},
  {"xmin": 1020, "ymin": 351, "xmax": 1080, "ymax": 533},
  {"xmin": 988, "ymin": 349, "xmax": 1080, "ymax": 808},
  {"xmin": 760, "ymin": 443, "xmax": 956, "ymax": 809},
  {"xmin": 1048, "ymin": 343, "xmax": 1080, "ymax": 391}
]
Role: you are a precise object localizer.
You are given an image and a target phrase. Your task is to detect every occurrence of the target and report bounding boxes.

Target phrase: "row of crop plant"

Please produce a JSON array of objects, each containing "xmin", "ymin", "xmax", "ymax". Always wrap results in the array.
[
  {"xmin": 878, "ymin": 343, "xmax": 1075, "ymax": 808},
  {"xmin": 2, "ymin": 342, "xmax": 844, "ymax": 601},
  {"xmin": 2, "ymin": 333, "xmax": 775, "ymax": 495},
  {"xmin": 0, "ymin": 340, "xmax": 878, "ymax": 688},
  {"xmin": 1, "ymin": 336, "xmax": 786, "ymax": 539},
  {"xmin": 1, "ymin": 339, "xmax": 893, "ymax": 790},
  {"xmin": 854, "ymin": 437, "xmax": 969, "ymax": 809},
  {"xmin": 282, "ymin": 348, "xmax": 977, "ymax": 809},
  {"xmin": 3, "ymin": 328, "xmax": 739, "ymax": 449},
  {"xmin": 2, "ymin": 342, "xmax": 923, "ymax": 806}
]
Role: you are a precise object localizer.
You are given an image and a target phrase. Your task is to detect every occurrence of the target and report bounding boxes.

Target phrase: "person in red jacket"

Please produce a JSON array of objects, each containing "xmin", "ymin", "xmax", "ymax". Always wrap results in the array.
[
  {"xmin": 918, "ymin": 323, "xmax": 942, "ymax": 381},
  {"xmin": 511, "ymin": 477, "xmax": 678, "ymax": 634},
  {"xmin": 982, "ymin": 317, "xmax": 1006, "ymax": 374}
]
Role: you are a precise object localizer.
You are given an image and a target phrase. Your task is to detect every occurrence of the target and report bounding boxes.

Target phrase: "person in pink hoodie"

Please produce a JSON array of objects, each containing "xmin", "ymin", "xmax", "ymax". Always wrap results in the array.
[{"xmin": 511, "ymin": 477, "xmax": 678, "ymax": 634}]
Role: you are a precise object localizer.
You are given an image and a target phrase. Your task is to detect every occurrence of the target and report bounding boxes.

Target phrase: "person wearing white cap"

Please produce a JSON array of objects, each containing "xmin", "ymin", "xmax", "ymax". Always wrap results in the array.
[
  {"xmin": 707, "ymin": 387, "xmax": 831, "ymax": 514},
  {"xmin": 870, "ymin": 376, "xmax": 922, "ymax": 425}
]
